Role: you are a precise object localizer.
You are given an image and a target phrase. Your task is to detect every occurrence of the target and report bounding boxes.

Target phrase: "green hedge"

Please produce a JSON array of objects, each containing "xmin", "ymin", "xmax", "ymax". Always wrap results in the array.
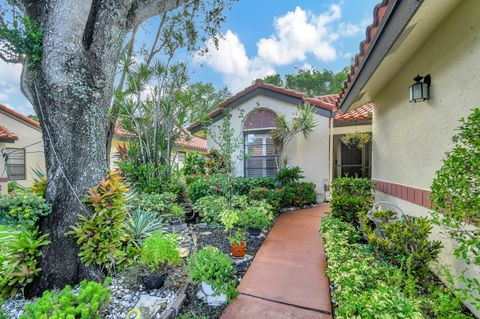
[
  {"xmin": 187, "ymin": 174, "xmax": 276, "ymax": 204},
  {"xmin": 330, "ymin": 177, "xmax": 373, "ymax": 224},
  {"xmin": 321, "ymin": 218, "xmax": 473, "ymax": 319}
]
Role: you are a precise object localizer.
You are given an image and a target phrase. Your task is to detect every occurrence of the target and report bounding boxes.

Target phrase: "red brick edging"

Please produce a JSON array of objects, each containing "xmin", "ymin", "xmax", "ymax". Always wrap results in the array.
[{"xmin": 373, "ymin": 180, "xmax": 432, "ymax": 208}]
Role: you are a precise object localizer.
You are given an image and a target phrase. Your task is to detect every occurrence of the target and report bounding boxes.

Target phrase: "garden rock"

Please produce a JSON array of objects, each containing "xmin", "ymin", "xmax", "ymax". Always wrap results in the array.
[
  {"xmin": 232, "ymin": 254, "xmax": 253, "ymax": 265},
  {"xmin": 177, "ymin": 247, "xmax": 190, "ymax": 258},
  {"xmin": 196, "ymin": 282, "xmax": 227, "ymax": 307},
  {"xmin": 133, "ymin": 294, "xmax": 166, "ymax": 319}
]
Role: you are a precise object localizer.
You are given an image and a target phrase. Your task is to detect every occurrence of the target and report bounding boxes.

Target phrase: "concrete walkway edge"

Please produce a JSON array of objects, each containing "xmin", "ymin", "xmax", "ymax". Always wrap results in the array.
[{"xmin": 221, "ymin": 205, "xmax": 332, "ymax": 319}]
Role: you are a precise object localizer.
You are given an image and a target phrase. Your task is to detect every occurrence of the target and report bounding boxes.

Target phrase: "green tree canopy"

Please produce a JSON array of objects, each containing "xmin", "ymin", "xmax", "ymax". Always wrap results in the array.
[{"xmin": 264, "ymin": 67, "xmax": 349, "ymax": 97}]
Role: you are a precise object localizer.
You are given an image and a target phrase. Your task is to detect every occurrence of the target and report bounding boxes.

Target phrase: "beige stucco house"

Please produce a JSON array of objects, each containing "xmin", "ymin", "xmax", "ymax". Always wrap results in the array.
[
  {"xmin": 0, "ymin": 103, "xmax": 207, "ymax": 191},
  {"xmin": 0, "ymin": 104, "xmax": 45, "ymax": 193},
  {"xmin": 189, "ymin": 80, "xmax": 372, "ymax": 199},
  {"xmin": 336, "ymin": 0, "xmax": 480, "ymax": 315}
]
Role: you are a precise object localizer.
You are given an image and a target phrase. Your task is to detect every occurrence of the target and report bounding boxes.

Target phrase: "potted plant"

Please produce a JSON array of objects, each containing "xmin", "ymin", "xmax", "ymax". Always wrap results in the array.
[
  {"xmin": 220, "ymin": 209, "xmax": 247, "ymax": 258},
  {"xmin": 239, "ymin": 205, "xmax": 272, "ymax": 236},
  {"xmin": 188, "ymin": 246, "xmax": 238, "ymax": 305},
  {"xmin": 139, "ymin": 231, "xmax": 181, "ymax": 290},
  {"xmin": 229, "ymin": 229, "xmax": 247, "ymax": 258}
]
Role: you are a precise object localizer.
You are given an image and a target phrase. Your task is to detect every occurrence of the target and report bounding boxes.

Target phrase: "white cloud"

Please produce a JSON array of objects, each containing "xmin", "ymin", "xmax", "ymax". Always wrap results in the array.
[
  {"xmin": 0, "ymin": 60, "xmax": 33, "ymax": 114},
  {"xmin": 195, "ymin": 4, "xmax": 370, "ymax": 92},
  {"xmin": 195, "ymin": 30, "xmax": 275, "ymax": 92},
  {"xmin": 257, "ymin": 5, "xmax": 341, "ymax": 65},
  {"xmin": 337, "ymin": 18, "xmax": 371, "ymax": 37}
]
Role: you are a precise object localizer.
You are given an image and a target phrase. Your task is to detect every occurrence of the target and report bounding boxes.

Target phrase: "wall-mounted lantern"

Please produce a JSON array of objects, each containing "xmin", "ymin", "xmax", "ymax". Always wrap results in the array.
[{"xmin": 409, "ymin": 74, "xmax": 431, "ymax": 103}]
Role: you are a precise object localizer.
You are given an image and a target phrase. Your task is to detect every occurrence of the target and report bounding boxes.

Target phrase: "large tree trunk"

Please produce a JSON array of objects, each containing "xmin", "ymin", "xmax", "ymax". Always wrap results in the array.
[{"xmin": 16, "ymin": 0, "xmax": 185, "ymax": 296}]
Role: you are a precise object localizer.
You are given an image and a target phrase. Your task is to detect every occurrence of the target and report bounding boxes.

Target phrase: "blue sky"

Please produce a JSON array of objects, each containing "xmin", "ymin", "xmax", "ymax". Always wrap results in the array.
[{"xmin": 0, "ymin": 0, "xmax": 378, "ymax": 115}]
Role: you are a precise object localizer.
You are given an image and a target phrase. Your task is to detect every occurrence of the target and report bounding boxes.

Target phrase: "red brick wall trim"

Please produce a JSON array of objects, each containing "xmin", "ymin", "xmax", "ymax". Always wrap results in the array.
[
  {"xmin": 0, "ymin": 177, "xmax": 8, "ymax": 182},
  {"xmin": 373, "ymin": 180, "xmax": 432, "ymax": 208}
]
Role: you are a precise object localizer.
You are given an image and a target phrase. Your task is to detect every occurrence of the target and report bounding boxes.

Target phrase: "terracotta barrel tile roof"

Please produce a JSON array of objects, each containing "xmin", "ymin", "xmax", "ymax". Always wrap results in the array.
[
  {"xmin": 175, "ymin": 135, "xmax": 207, "ymax": 151},
  {"xmin": 0, "ymin": 104, "xmax": 40, "ymax": 128},
  {"xmin": 334, "ymin": 103, "xmax": 373, "ymax": 121},
  {"xmin": 335, "ymin": 0, "xmax": 393, "ymax": 108},
  {"xmin": 0, "ymin": 125, "xmax": 18, "ymax": 141}
]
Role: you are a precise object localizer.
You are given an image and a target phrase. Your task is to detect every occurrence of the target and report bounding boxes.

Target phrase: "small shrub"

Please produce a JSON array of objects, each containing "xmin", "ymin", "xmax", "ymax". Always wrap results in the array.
[
  {"xmin": 69, "ymin": 170, "xmax": 130, "ymax": 272},
  {"xmin": 187, "ymin": 174, "xmax": 277, "ymax": 204},
  {"xmin": 167, "ymin": 204, "xmax": 185, "ymax": 219},
  {"xmin": 188, "ymin": 246, "xmax": 237, "ymax": 300},
  {"xmin": 281, "ymin": 182, "xmax": 316, "ymax": 207},
  {"xmin": 0, "ymin": 192, "xmax": 52, "ymax": 228},
  {"xmin": 20, "ymin": 279, "xmax": 111, "ymax": 319},
  {"xmin": 238, "ymin": 205, "xmax": 273, "ymax": 230},
  {"xmin": 0, "ymin": 226, "xmax": 50, "ymax": 297},
  {"xmin": 194, "ymin": 196, "xmax": 228, "ymax": 225},
  {"xmin": 331, "ymin": 194, "xmax": 369, "ymax": 224},
  {"xmin": 133, "ymin": 192, "xmax": 176, "ymax": 214},
  {"xmin": 183, "ymin": 153, "xmax": 206, "ymax": 176},
  {"xmin": 228, "ymin": 228, "xmax": 246, "ymax": 246},
  {"xmin": 276, "ymin": 166, "xmax": 304, "ymax": 186},
  {"xmin": 249, "ymin": 187, "xmax": 283, "ymax": 211},
  {"xmin": 125, "ymin": 209, "xmax": 163, "ymax": 249},
  {"xmin": 331, "ymin": 177, "xmax": 374, "ymax": 198},
  {"xmin": 368, "ymin": 216, "xmax": 442, "ymax": 276},
  {"xmin": 140, "ymin": 231, "xmax": 181, "ymax": 272}
]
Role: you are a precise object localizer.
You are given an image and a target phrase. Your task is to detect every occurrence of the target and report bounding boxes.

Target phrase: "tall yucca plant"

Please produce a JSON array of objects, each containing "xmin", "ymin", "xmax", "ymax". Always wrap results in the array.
[{"xmin": 271, "ymin": 103, "xmax": 318, "ymax": 169}]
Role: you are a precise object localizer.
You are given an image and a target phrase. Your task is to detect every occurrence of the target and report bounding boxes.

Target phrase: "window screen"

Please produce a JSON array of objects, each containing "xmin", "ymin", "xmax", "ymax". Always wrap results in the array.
[
  {"xmin": 244, "ymin": 133, "xmax": 277, "ymax": 177},
  {"xmin": 5, "ymin": 148, "xmax": 26, "ymax": 180}
]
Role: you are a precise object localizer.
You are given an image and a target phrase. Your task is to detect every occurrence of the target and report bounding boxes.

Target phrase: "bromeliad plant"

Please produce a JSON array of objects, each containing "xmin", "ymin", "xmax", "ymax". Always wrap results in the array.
[
  {"xmin": 0, "ymin": 226, "xmax": 50, "ymax": 297},
  {"xmin": 69, "ymin": 170, "xmax": 131, "ymax": 273}
]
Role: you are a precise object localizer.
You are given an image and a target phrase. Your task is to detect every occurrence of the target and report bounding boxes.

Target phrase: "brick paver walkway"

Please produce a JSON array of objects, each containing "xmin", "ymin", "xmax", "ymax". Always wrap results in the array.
[{"xmin": 221, "ymin": 205, "xmax": 332, "ymax": 319}]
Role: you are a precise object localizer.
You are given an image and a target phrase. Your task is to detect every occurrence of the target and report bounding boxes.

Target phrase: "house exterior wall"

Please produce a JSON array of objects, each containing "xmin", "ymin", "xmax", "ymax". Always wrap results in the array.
[
  {"xmin": 371, "ymin": 1, "xmax": 480, "ymax": 314},
  {"xmin": 0, "ymin": 113, "xmax": 45, "ymax": 188},
  {"xmin": 206, "ymin": 94, "xmax": 331, "ymax": 197}
]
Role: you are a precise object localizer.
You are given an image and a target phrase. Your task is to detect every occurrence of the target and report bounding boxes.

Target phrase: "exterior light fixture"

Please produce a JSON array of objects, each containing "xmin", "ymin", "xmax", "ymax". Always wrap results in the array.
[{"xmin": 409, "ymin": 74, "xmax": 431, "ymax": 103}]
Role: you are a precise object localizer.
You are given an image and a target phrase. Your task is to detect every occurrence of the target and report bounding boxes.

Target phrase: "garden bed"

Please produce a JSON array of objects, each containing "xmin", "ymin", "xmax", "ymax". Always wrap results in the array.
[{"xmin": 179, "ymin": 222, "xmax": 270, "ymax": 319}]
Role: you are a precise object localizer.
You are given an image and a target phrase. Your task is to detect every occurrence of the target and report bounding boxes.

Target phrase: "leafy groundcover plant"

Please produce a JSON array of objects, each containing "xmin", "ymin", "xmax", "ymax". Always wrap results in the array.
[
  {"xmin": 187, "ymin": 246, "xmax": 238, "ymax": 301},
  {"xmin": 20, "ymin": 279, "xmax": 111, "ymax": 319},
  {"xmin": 321, "ymin": 217, "xmax": 474, "ymax": 319}
]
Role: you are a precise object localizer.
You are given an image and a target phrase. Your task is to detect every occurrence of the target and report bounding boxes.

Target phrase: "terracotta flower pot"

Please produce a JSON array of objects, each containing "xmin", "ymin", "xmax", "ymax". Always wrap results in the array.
[{"xmin": 231, "ymin": 241, "xmax": 246, "ymax": 259}]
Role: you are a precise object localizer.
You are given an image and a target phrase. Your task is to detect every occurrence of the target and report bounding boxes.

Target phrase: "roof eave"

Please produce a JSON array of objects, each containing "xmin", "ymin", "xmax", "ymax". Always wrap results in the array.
[{"xmin": 338, "ymin": 0, "xmax": 422, "ymax": 113}]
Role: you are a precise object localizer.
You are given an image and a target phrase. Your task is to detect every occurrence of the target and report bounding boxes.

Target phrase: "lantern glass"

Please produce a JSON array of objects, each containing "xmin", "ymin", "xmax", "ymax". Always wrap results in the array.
[{"xmin": 409, "ymin": 82, "xmax": 429, "ymax": 102}]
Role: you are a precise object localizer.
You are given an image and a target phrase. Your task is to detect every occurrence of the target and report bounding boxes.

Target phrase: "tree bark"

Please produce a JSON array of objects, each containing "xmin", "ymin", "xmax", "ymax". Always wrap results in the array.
[{"xmin": 16, "ymin": 0, "xmax": 185, "ymax": 296}]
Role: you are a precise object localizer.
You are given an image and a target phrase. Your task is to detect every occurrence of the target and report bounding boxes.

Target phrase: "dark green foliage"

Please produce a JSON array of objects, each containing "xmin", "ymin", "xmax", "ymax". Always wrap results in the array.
[
  {"xmin": 248, "ymin": 187, "xmax": 283, "ymax": 211},
  {"xmin": 321, "ymin": 218, "xmax": 473, "ymax": 319},
  {"xmin": 368, "ymin": 216, "xmax": 443, "ymax": 276},
  {"xmin": 330, "ymin": 177, "xmax": 373, "ymax": 224},
  {"xmin": 331, "ymin": 195, "xmax": 369, "ymax": 224},
  {"xmin": 0, "ymin": 192, "xmax": 52, "ymax": 228},
  {"xmin": 281, "ymin": 182, "xmax": 316, "ymax": 207},
  {"xmin": 275, "ymin": 166, "xmax": 304, "ymax": 186},
  {"xmin": 431, "ymin": 108, "xmax": 480, "ymax": 262},
  {"xmin": 20, "ymin": 279, "xmax": 111, "ymax": 319},
  {"xmin": 0, "ymin": 11, "xmax": 43, "ymax": 68},
  {"xmin": 187, "ymin": 174, "xmax": 276, "ymax": 204},
  {"xmin": 140, "ymin": 231, "xmax": 181, "ymax": 272},
  {"xmin": 263, "ymin": 67, "xmax": 349, "ymax": 97},
  {"xmin": 331, "ymin": 177, "xmax": 374, "ymax": 198},
  {"xmin": 188, "ymin": 246, "xmax": 238, "ymax": 300},
  {"xmin": 132, "ymin": 192, "xmax": 177, "ymax": 214},
  {"xmin": 0, "ymin": 226, "xmax": 50, "ymax": 297},
  {"xmin": 194, "ymin": 196, "xmax": 228, "ymax": 225},
  {"xmin": 118, "ymin": 162, "xmax": 164, "ymax": 194},
  {"xmin": 183, "ymin": 153, "xmax": 207, "ymax": 176}
]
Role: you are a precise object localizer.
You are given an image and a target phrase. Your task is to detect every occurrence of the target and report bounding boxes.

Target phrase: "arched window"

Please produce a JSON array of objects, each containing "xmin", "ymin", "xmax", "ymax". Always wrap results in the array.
[
  {"xmin": 243, "ymin": 109, "xmax": 278, "ymax": 177},
  {"xmin": 243, "ymin": 109, "xmax": 277, "ymax": 131}
]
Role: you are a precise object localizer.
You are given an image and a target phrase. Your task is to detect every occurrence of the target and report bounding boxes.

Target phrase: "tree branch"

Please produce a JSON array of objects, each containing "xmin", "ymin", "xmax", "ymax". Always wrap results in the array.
[{"xmin": 128, "ymin": 0, "xmax": 186, "ymax": 28}]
